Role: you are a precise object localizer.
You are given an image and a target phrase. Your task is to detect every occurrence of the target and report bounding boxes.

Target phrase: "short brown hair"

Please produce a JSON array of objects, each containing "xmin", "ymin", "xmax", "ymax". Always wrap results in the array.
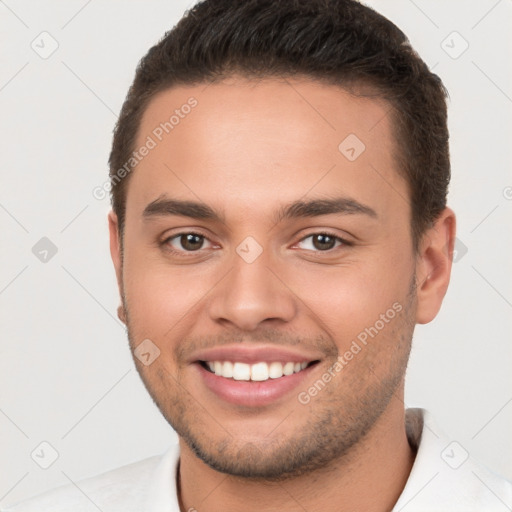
[{"xmin": 109, "ymin": 0, "xmax": 450, "ymax": 248}]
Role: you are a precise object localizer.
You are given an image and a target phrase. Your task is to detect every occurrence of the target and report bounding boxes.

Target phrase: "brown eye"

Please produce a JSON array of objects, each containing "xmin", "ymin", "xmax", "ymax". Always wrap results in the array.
[
  {"xmin": 312, "ymin": 234, "xmax": 336, "ymax": 250},
  {"xmin": 168, "ymin": 233, "xmax": 210, "ymax": 252},
  {"xmin": 181, "ymin": 234, "xmax": 204, "ymax": 250},
  {"xmin": 297, "ymin": 233, "xmax": 344, "ymax": 252}
]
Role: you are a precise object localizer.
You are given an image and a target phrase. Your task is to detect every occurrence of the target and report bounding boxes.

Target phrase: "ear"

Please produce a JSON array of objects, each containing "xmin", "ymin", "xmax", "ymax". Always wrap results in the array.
[
  {"xmin": 108, "ymin": 211, "xmax": 124, "ymax": 310},
  {"xmin": 415, "ymin": 207, "xmax": 456, "ymax": 324}
]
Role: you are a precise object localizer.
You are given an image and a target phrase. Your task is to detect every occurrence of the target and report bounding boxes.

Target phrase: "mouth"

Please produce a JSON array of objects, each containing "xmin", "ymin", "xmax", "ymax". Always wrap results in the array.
[
  {"xmin": 194, "ymin": 358, "xmax": 321, "ymax": 407},
  {"xmin": 199, "ymin": 359, "xmax": 319, "ymax": 382}
]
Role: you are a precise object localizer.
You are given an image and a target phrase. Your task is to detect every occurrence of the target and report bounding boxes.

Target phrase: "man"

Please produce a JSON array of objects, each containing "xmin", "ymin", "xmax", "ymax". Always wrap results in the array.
[{"xmin": 5, "ymin": 0, "xmax": 511, "ymax": 510}]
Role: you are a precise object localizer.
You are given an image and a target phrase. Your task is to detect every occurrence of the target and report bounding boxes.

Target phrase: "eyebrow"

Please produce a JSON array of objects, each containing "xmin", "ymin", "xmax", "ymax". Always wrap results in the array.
[
  {"xmin": 143, "ymin": 196, "xmax": 224, "ymax": 222},
  {"xmin": 142, "ymin": 195, "xmax": 377, "ymax": 223},
  {"xmin": 274, "ymin": 197, "xmax": 377, "ymax": 223}
]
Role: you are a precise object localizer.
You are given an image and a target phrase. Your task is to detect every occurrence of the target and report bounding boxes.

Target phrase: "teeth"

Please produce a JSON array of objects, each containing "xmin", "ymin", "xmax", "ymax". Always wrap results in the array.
[
  {"xmin": 222, "ymin": 361, "xmax": 233, "ymax": 378},
  {"xmin": 205, "ymin": 360, "xmax": 310, "ymax": 381},
  {"xmin": 283, "ymin": 362, "xmax": 294, "ymax": 376},
  {"xmin": 268, "ymin": 361, "xmax": 283, "ymax": 379},
  {"xmin": 250, "ymin": 362, "xmax": 269, "ymax": 381},
  {"xmin": 232, "ymin": 362, "xmax": 251, "ymax": 381}
]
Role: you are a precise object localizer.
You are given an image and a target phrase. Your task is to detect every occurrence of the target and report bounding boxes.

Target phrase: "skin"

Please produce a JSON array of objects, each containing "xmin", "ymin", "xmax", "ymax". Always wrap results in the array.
[{"xmin": 109, "ymin": 77, "xmax": 456, "ymax": 512}]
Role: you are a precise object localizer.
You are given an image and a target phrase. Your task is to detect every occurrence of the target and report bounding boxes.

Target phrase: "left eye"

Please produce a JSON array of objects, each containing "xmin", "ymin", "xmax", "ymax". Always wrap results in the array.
[
  {"xmin": 297, "ymin": 233, "xmax": 344, "ymax": 251},
  {"xmin": 167, "ymin": 233, "xmax": 213, "ymax": 252}
]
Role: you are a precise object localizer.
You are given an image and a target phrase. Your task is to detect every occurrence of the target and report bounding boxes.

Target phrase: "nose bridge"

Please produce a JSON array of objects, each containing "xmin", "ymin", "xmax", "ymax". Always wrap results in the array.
[{"xmin": 208, "ymin": 241, "xmax": 296, "ymax": 330}]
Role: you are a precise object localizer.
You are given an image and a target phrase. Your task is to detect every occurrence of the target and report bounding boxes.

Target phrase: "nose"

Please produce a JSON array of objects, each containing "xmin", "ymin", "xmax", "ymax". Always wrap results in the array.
[{"xmin": 207, "ymin": 248, "xmax": 297, "ymax": 331}]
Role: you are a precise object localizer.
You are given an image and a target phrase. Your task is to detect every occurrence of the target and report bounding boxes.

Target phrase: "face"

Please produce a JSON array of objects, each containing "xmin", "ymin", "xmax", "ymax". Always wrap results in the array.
[{"xmin": 110, "ymin": 77, "xmax": 439, "ymax": 479}]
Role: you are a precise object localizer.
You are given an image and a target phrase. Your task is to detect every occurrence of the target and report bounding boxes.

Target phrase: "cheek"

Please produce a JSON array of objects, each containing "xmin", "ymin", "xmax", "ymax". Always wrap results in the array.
[
  {"xmin": 282, "ymin": 255, "xmax": 411, "ymax": 344},
  {"xmin": 121, "ymin": 246, "xmax": 217, "ymax": 337}
]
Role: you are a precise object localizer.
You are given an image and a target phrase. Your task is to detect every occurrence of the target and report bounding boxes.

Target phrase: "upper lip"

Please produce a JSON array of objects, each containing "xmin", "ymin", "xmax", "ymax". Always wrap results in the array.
[{"xmin": 190, "ymin": 344, "xmax": 323, "ymax": 365}]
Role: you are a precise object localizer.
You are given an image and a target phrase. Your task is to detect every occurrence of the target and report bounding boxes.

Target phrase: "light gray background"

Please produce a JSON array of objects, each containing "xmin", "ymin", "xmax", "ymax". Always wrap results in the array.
[{"xmin": 1, "ymin": 0, "xmax": 511, "ymax": 507}]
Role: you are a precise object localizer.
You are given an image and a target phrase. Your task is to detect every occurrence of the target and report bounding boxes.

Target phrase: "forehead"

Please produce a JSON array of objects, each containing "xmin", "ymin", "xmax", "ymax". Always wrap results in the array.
[{"xmin": 127, "ymin": 78, "xmax": 405, "ymax": 221}]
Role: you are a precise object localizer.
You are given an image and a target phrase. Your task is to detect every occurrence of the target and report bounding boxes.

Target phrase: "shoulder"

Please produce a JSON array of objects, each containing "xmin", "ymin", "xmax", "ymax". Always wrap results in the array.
[
  {"xmin": 395, "ymin": 408, "xmax": 512, "ymax": 511},
  {"xmin": 2, "ymin": 453, "xmax": 165, "ymax": 512}
]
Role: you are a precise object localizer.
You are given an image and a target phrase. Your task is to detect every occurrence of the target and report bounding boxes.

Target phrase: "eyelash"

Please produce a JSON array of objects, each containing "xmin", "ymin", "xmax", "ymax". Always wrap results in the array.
[
  {"xmin": 161, "ymin": 231, "xmax": 215, "ymax": 257},
  {"xmin": 296, "ymin": 231, "xmax": 352, "ymax": 252},
  {"xmin": 161, "ymin": 230, "xmax": 352, "ymax": 257}
]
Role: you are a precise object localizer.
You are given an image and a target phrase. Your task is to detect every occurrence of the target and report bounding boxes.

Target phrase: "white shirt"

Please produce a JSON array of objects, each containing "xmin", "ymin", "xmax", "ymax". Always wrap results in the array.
[{"xmin": 3, "ymin": 409, "xmax": 511, "ymax": 511}]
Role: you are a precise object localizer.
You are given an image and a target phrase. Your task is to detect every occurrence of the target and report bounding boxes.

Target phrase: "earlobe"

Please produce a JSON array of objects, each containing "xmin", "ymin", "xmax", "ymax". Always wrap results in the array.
[
  {"xmin": 415, "ymin": 208, "xmax": 456, "ymax": 324},
  {"xmin": 117, "ymin": 304, "xmax": 127, "ymax": 323}
]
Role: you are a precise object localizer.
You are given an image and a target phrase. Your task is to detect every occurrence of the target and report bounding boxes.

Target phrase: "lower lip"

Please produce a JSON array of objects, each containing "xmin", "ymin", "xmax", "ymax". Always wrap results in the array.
[{"xmin": 195, "ymin": 363, "xmax": 317, "ymax": 407}]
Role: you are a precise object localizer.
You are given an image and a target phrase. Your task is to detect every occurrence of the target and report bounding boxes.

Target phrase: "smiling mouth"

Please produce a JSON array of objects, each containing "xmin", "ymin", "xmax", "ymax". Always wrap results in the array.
[{"xmin": 199, "ymin": 360, "xmax": 320, "ymax": 382}]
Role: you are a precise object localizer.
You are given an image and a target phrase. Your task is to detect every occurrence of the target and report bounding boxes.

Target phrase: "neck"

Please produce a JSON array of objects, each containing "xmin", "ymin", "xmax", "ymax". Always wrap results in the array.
[{"xmin": 177, "ymin": 398, "xmax": 415, "ymax": 512}]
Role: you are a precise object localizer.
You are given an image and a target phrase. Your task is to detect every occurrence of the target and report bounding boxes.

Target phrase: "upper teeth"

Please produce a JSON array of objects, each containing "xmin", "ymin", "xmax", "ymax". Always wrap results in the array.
[{"xmin": 206, "ymin": 361, "xmax": 309, "ymax": 381}]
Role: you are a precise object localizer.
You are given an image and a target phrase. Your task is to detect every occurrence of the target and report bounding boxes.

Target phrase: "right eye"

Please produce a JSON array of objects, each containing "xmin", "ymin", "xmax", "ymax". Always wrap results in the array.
[{"xmin": 164, "ymin": 232, "xmax": 213, "ymax": 252}]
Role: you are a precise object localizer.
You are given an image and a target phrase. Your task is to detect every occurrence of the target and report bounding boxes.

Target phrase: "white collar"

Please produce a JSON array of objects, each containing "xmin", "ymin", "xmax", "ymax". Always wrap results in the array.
[{"xmin": 394, "ymin": 408, "xmax": 512, "ymax": 511}]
